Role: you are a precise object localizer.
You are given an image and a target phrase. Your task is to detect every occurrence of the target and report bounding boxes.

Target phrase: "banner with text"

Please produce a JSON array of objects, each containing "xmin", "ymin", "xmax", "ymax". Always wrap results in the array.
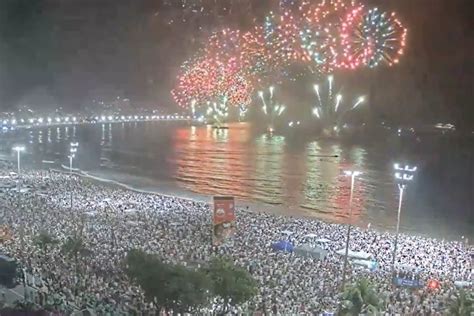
[{"xmin": 212, "ymin": 196, "xmax": 236, "ymax": 246}]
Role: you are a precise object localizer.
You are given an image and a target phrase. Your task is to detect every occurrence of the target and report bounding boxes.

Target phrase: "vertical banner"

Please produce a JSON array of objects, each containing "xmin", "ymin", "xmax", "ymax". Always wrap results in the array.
[{"xmin": 213, "ymin": 196, "xmax": 236, "ymax": 246}]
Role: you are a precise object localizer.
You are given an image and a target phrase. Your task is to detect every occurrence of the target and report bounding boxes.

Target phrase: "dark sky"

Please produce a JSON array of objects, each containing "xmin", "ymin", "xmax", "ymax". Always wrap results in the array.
[{"xmin": 0, "ymin": 0, "xmax": 472, "ymax": 127}]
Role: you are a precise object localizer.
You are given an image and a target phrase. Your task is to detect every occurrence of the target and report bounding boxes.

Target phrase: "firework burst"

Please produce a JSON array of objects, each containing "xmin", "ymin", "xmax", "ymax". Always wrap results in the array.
[
  {"xmin": 340, "ymin": 7, "xmax": 407, "ymax": 69},
  {"xmin": 299, "ymin": 0, "xmax": 360, "ymax": 73},
  {"xmin": 206, "ymin": 98, "xmax": 229, "ymax": 126},
  {"xmin": 263, "ymin": 10, "xmax": 304, "ymax": 69},
  {"xmin": 172, "ymin": 1, "xmax": 407, "ymax": 115},
  {"xmin": 312, "ymin": 75, "xmax": 364, "ymax": 133},
  {"xmin": 258, "ymin": 86, "xmax": 286, "ymax": 132},
  {"xmin": 172, "ymin": 55, "xmax": 254, "ymax": 112}
]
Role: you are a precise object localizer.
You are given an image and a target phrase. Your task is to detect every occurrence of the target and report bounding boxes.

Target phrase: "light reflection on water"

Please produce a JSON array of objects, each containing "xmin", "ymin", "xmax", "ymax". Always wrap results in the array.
[
  {"xmin": 7, "ymin": 122, "xmax": 472, "ymax": 239},
  {"xmin": 172, "ymin": 123, "xmax": 391, "ymax": 228}
]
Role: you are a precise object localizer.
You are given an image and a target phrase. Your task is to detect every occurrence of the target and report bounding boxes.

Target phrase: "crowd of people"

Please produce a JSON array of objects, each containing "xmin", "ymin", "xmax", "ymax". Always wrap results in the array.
[{"xmin": 0, "ymin": 163, "xmax": 472, "ymax": 315}]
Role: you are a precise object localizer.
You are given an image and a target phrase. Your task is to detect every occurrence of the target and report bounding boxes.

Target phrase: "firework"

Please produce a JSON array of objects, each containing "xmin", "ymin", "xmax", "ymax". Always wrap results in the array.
[
  {"xmin": 312, "ymin": 75, "xmax": 364, "ymax": 133},
  {"xmin": 171, "ymin": 55, "xmax": 217, "ymax": 108},
  {"xmin": 263, "ymin": 10, "xmax": 303, "ymax": 69},
  {"xmin": 172, "ymin": 2, "xmax": 408, "ymax": 113},
  {"xmin": 277, "ymin": 0, "xmax": 308, "ymax": 12},
  {"xmin": 239, "ymin": 104, "xmax": 249, "ymax": 119},
  {"xmin": 299, "ymin": 0, "xmax": 359, "ymax": 73},
  {"xmin": 205, "ymin": 28, "xmax": 250, "ymax": 66},
  {"xmin": 241, "ymin": 27, "xmax": 272, "ymax": 77},
  {"xmin": 206, "ymin": 98, "xmax": 229, "ymax": 126},
  {"xmin": 172, "ymin": 53, "xmax": 254, "ymax": 113},
  {"xmin": 340, "ymin": 7, "xmax": 407, "ymax": 69},
  {"xmin": 258, "ymin": 86, "xmax": 286, "ymax": 132}
]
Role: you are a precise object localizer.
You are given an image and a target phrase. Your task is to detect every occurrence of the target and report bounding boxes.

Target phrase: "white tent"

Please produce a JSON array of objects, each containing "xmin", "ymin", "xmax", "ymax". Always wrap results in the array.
[
  {"xmin": 336, "ymin": 249, "xmax": 373, "ymax": 260},
  {"xmin": 353, "ymin": 259, "xmax": 378, "ymax": 270},
  {"xmin": 124, "ymin": 208, "xmax": 138, "ymax": 213},
  {"xmin": 316, "ymin": 238, "xmax": 332, "ymax": 243},
  {"xmin": 281, "ymin": 230, "xmax": 294, "ymax": 235},
  {"xmin": 454, "ymin": 281, "xmax": 472, "ymax": 288},
  {"xmin": 294, "ymin": 244, "xmax": 328, "ymax": 260}
]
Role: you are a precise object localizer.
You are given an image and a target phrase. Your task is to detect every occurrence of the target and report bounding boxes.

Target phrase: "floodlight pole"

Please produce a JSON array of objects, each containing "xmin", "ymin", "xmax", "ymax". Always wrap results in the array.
[
  {"xmin": 341, "ymin": 170, "xmax": 361, "ymax": 290},
  {"xmin": 391, "ymin": 163, "xmax": 417, "ymax": 273},
  {"xmin": 392, "ymin": 184, "xmax": 404, "ymax": 272}
]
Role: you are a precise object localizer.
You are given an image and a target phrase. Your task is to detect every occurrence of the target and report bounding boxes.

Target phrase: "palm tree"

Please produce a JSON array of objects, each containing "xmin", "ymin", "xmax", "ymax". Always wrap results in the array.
[
  {"xmin": 35, "ymin": 231, "xmax": 57, "ymax": 254},
  {"xmin": 446, "ymin": 289, "xmax": 473, "ymax": 316},
  {"xmin": 12, "ymin": 299, "xmax": 36, "ymax": 311},
  {"xmin": 62, "ymin": 235, "xmax": 90, "ymax": 294},
  {"xmin": 340, "ymin": 278, "xmax": 383, "ymax": 315}
]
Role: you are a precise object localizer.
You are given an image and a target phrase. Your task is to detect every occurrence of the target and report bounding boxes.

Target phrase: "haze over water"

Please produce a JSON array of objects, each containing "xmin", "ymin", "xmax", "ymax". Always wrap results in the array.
[{"xmin": 3, "ymin": 122, "xmax": 472, "ymax": 240}]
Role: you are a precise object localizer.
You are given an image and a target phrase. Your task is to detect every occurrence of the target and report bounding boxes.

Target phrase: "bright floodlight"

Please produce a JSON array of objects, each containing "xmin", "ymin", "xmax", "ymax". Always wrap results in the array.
[
  {"xmin": 313, "ymin": 84, "xmax": 319, "ymax": 93},
  {"xmin": 394, "ymin": 162, "xmax": 417, "ymax": 184},
  {"xmin": 312, "ymin": 108, "xmax": 320, "ymax": 118},
  {"xmin": 335, "ymin": 94, "xmax": 342, "ymax": 112},
  {"xmin": 352, "ymin": 96, "xmax": 365, "ymax": 109},
  {"xmin": 395, "ymin": 173, "xmax": 414, "ymax": 181},
  {"xmin": 344, "ymin": 170, "xmax": 362, "ymax": 177},
  {"xmin": 278, "ymin": 105, "xmax": 285, "ymax": 115},
  {"xmin": 394, "ymin": 164, "xmax": 417, "ymax": 172},
  {"xmin": 258, "ymin": 91, "xmax": 264, "ymax": 98},
  {"xmin": 13, "ymin": 146, "xmax": 25, "ymax": 152}
]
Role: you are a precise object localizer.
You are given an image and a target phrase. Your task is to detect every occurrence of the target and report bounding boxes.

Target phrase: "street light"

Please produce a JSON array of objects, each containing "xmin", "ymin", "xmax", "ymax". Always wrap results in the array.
[
  {"xmin": 69, "ymin": 142, "xmax": 79, "ymax": 209},
  {"xmin": 12, "ymin": 146, "xmax": 25, "ymax": 176},
  {"xmin": 12, "ymin": 145, "xmax": 26, "ymax": 299},
  {"xmin": 69, "ymin": 142, "xmax": 79, "ymax": 175},
  {"xmin": 341, "ymin": 170, "xmax": 362, "ymax": 289},
  {"xmin": 392, "ymin": 163, "xmax": 417, "ymax": 272}
]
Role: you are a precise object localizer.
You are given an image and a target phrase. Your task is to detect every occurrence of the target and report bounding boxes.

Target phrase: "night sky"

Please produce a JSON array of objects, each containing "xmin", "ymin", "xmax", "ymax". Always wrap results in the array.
[{"xmin": 0, "ymin": 0, "xmax": 472, "ymax": 128}]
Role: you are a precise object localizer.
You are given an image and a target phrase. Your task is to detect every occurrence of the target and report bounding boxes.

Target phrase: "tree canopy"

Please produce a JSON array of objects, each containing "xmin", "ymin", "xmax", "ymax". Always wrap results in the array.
[
  {"xmin": 0, "ymin": 256, "xmax": 18, "ymax": 289},
  {"xmin": 125, "ymin": 251, "xmax": 258, "ymax": 314},
  {"xmin": 447, "ymin": 289, "xmax": 473, "ymax": 316},
  {"xmin": 205, "ymin": 256, "xmax": 258, "ymax": 314},
  {"xmin": 340, "ymin": 278, "xmax": 383, "ymax": 316},
  {"xmin": 125, "ymin": 249, "xmax": 211, "ymax": 314}
]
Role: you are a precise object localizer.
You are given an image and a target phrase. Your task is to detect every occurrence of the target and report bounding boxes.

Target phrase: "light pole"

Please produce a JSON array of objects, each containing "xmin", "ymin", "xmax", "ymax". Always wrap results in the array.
[
  {"xmin": 341, "ymin": 170, "xmax": 362, "ymax": 289},
  {"xmin": 392, "ymin": 163, "xmax": 417, "ymax": 272},
  {"xmin": 69, "ymin": 142, "xmax": 79, "ymax": 209},
  {"xmin": 13, "ymin": 146, "xmax": 25, "ymax": 176},
  {"xmin": 13, "ymin": 145, "xmax": 27, "ymax": 300}
]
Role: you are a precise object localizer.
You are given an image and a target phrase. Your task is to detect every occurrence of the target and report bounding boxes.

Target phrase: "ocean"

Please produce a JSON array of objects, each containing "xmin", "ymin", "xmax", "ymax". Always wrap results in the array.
[{"xmin": 1, "ymin": 121, "xmax": 472, "ymax": 240}]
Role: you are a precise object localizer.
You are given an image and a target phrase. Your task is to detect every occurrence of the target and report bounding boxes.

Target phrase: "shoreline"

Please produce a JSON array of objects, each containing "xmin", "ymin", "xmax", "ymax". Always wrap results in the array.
[
  {"xmin": 2, "ymin": 151, "xmax": 470, "ymax": 242},
  {"xmin": 74, "ymin": 168, "xmax": 319, "ymax": 219},
  {"xmin": 54, "ymin": 167, "xmax": 467, "ymax": 243}
]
